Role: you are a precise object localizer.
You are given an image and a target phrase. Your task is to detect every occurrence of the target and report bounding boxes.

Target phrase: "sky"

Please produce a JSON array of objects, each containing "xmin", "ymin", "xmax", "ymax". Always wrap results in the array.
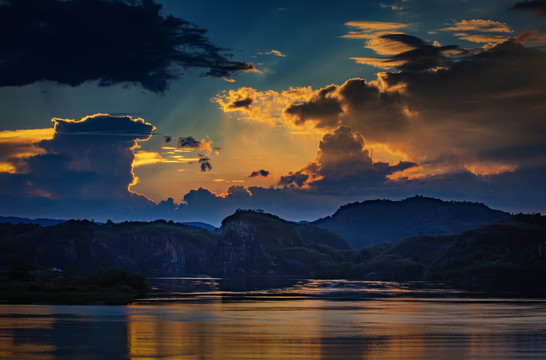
[{"xmin": 0, "ymin": 0, "xmax": 545, "ymax": 225}]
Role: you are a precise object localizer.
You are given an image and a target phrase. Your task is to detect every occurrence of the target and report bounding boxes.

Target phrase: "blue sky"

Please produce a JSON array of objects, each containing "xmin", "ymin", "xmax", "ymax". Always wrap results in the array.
[{"xmin": 0, "ymin": 0, "xmax": 545, "ymax": 225}]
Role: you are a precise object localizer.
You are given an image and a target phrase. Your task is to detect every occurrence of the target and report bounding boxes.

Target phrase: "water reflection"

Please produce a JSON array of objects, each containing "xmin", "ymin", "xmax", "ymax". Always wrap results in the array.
[{"xmin": 2, "ymin": 280, "xmax": 546, "ymax": 359}]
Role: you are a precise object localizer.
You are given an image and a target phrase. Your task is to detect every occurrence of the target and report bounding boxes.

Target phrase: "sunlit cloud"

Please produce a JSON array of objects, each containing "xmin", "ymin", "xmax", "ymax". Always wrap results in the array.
[
  {"xmin": 266, "ymin": 50, "xmax": 286, "ymax": 57},
  {"xmin": 365, "ymin": 35, "xmax": 420, "ymax": 55},
  {"xmin": 0, "ymin": 128, "xmax": 55, "ymax": 173},
  {"xmin": 440, "ymin": 19, "xmax": 513, "ymax": 44},
  {"xmin": 213, "ymin": 86, "xmax": 317, "ymax": 130},
  {"xmin": 455, "ymin": 33, "xmax": 512, "ymax": 43},
  {"xmin": 464, "ymin": 162, "xmax": 517, "ymax": 176},
  {"xmin": 441, "ymin": 19, "xmax": 513, "ymax": 33},
  {"xmin": 350, "ymin": 57, "xmax": 406, "ymax": 69},
  {"xmin": 342, "ymin": 21, "xmax": 409, "ymax": 39},
  {"xmin": 133, "ymin": 151, "xmax": 166, "ymax": 167}
]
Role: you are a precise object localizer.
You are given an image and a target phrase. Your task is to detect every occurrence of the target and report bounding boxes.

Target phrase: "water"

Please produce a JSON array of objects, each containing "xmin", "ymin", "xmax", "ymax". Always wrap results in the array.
[{"xmin": 2, "ymin": 279, "xmax": 546, "ymax": 359}]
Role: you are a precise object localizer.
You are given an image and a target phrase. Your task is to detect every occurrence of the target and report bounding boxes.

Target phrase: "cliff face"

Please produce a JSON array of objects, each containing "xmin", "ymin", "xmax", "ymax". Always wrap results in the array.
[
  {"xmin": 219, "ymin": 211, "xmax": 350, "ymax": 277},
  {"xmin": 0, "ymin": 220, "xmax": 221, "ymax": 276},
  {"xmin": 0, "ymin": 213, "xmax": 350, "ymax": 278}
]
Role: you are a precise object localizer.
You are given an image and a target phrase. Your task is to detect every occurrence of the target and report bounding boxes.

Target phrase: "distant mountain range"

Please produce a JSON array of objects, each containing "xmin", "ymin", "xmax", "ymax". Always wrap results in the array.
[
  {"xmin": 312, "ymin": 196, "xmax": 510, "ymax": 249},
  {"xmin": 0, "ymin": 216, "xmax": 218, "ymax": 231},
  {"xmin": 2, "ymin": 196, "xmax": 544, "ymax": 293}
]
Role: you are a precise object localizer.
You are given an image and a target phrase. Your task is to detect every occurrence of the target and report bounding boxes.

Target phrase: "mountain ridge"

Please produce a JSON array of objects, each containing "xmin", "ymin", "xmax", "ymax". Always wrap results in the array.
[{"xmin": 312, "ymin": 195, "xmax": 510, "ymax": 249}]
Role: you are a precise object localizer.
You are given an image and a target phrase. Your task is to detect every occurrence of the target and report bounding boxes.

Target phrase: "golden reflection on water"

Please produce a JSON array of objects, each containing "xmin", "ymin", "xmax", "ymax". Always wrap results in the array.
[
  {"xmin": 0, "ymin": 310, "xmax": 55, "ymax": 360},
  {"xmin": 124, "ymin": 299, "xmax": 546, "ymax": 360},
  {"xmin": 2, "ymin": 297, "xmax": 546, "ymax": 359}
]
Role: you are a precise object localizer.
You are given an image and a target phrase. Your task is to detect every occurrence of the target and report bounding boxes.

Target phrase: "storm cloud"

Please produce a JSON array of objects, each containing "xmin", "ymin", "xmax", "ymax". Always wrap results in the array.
[
  {"xmin": 0, "ymin": 114, "xmax": 155, "ymax": 215},
  {"xmin": 0, "ymin": 0, "xmax": 255, "ymax": 93}
]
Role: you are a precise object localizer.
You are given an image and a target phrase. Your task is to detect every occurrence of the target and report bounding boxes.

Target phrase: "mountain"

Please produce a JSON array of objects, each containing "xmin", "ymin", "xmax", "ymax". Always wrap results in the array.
[
  {"xmin": 312, "ymin": 196, "xmax": 510, "ymax": 249},
  {"xmin": 349, "ymin": 214, "xmax": 546, "ymax": 291},
  {"xmin": 0, "ymin": 212, "xmax": 350, "ymax": 278},
  {"xmin": 220, "ymin": 210, "xmax": 351, "ymax": 277},
  {"xmin": 2, "ymin": 204, "xmax": 544, "ymax": 293},
  {"xmin": 0, "ymin": 216, "xmax": 66, "ymax": 227},
  {"xmin": 0, "ymin": 219, "xmax": 222, "ymax": 276}
]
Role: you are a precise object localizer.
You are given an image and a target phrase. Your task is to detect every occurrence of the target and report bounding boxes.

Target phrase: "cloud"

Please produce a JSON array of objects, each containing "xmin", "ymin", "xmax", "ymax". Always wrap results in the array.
[
  {"xmin": 199, "ymin": 157, "xmax": 212, "ymax": 172},
  {"xmin": 365, "ymin": 34, "xmax": 426, "ymax": 55},
  {"xmin": 0, "ymin": 0, "xmax": 255, "ymax": 93},
  {"xmin": 454, "ymin": 34, "xmax": 512, "ymax": 43},
  {"xmin": 279, "ymin": 126, "xmax": 416, "ymax": 193},
  {"xmin": 0, "ymin": 128, "xmax": 54, "ymax": 173},
  {"xmin": 441, "ymin": 19, "xmax": 513, "ymax": 33},
  {"xmin": 178, "ymin": 136, "xmax": 202, "ymax": 149},
  {"xmin": 380, "ymin": 0, "xmax": 407, "ymax": 12},
  {"xmin": 0, "ymin": 114, "xmax": 155, "ymax": 211},
  {"xmin": 213, "ymin": 86, "xmax": 316, "ymax": 129},
  {"xmin": 229, "ymin": 98, "xmax": 254, "ymax": 109},
  {"xmin": 221, "ymin": 36, "xmax": 546, "ymax": 189},
  {"xmin": 352, "ymin": 35, "xmax": 462, "ymax": 71},
  {"xmin": 266, "ymin": 50, "xmax": 286, "ymax": 57},
  {"xmin": 284, "ymin": 86, "xmax": 343, "ymax": 128},
  {"xmin": 510, "ymin": 0, "xmax": 546, "ymax": 17},
  {"xmin": 342, "ymin": 21, "xmax": 409, "ymax": 39},
  {"xmin": 249, "ymin": 169, "xmax": 270, "ymax": 178},
  {"xmin": 440, "ymin": 19, "xmax": 513, "ymax": 44}
]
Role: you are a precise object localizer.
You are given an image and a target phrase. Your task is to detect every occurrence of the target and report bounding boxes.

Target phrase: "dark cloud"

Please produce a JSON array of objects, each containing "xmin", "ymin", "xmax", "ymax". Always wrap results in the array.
[
  {"xmin": 281, "ymin": 37, "xmax": 546, "ymax": 175},
  {"xmin": 279, "ymin": 126, "xmax": 416, "ymax": 192},
  {"xmin": 0, "ymin": 0, "xmax": 255, "ymax": 93},
  {"xmin": 380, "ymin": 34, "xmax": 427, "ymax": 49},
  {"xmin": 386, "ymin": 38, "xmax": 461, "ymax": 71},
  {"xmin": 279, "ymin": 170, "xmax": 309, "ymax": 187},
  {"xmin": 510, "ymin": 0, "xmax": 546, "ymax": 17},
  {"xmin": 229, "ymin": 98, "xmax": 253, "ymax": 109},
  {"xmin": 178, "ymin": 136, "xmax": 201, "ymax": 148},
  {"xmin": 0, "ymin": 114, "xmax": 156, "ymax": 220},
  {"xmin": 249, "ymin": 169, "xmax": 269, "ymax": 177},
  {"xmin": 0, "ymin": 114, "xmax": 154, "ymax": 199},
  {"xmin": 199, "ymin": 156, "xmax": 212, "ymax": 172},
  {"xmin": 164, "ymin": 135, "xmax": 172, "ymax": 144},
  {"xmin": 285, "ymin": 85, "xmax": 343, "ymax": 128}
]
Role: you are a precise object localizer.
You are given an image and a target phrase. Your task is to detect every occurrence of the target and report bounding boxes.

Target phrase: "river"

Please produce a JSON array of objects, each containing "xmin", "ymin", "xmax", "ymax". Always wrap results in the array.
[{"xmin": 2, "ymin": 279, "xmax": 546, "ymax": 359}]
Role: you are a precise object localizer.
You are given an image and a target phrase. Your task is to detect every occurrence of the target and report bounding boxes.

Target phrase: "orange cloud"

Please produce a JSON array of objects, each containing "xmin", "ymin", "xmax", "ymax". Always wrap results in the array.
[
  {"xmin": 133, "ymin": 151, "xmax": 165, "ymax": 167},
  {"xmin": 464, "ymin": 162, "xmax": 517, "ymax": 176},
  {"xmin": 365, "ymin": 36, "xmax": 417, "ymax": 55},
  {"xmin": 441, "ymin": 19, "xmax": 513, "ymax": 44},
  {"xmin": 455, "ymin": 33, "xmax": 511, "ymax": 43},
  {"xmin": 342, "ymin": 21, "xmax": 409, "ymax": 39},
  {"xmin": 266, "ymin": 50, "xmax": 286, "ymax": 57},
  {"xmin": 0, "ymin": 128, "xmax": 55, "ymax": 173},
  {"xmin": 213, "ymin": 86, "xmax": 317, "ymax": 129},
  {"xmin": 350, "ymin": 56, "xmax": 406, "ymax": 69},
  {"xmin": 441, "ymin": 19, "xmax": 513, "ymax": 33}
]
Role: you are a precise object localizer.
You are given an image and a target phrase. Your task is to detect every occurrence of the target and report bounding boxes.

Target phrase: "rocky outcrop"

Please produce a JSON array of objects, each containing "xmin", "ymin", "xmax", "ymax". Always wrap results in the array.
[{"xmin": 219, "ymin": 210, "xmax": 351, "ymax": 277}]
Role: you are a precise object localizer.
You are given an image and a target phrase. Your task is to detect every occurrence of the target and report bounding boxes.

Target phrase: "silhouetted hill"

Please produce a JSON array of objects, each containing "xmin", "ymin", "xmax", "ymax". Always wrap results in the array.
[
  {"xmin": 0, "ymin": 212, "xmax": 350, "ymax": 278},
  {"xmin": 0, "ymin": 216, "xmax": 66, "ymax": 227},
  {"xmin": 2, "ymin": 208, "xmax": 544, "ymax": 293},
  {"xmin": 0, "ymin": 219, "xmax": 222, "ymax": 276},
  {"xmin": 349, "ymin": 214, "xmax": 546, "ymax": 291},
  {"xmin": 312, "ymin": 196, "xmax": 510, "ymax": 249},
  {"xmin": 220, "ymin": 209, "xmax": 351, "ymax": 277}
]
